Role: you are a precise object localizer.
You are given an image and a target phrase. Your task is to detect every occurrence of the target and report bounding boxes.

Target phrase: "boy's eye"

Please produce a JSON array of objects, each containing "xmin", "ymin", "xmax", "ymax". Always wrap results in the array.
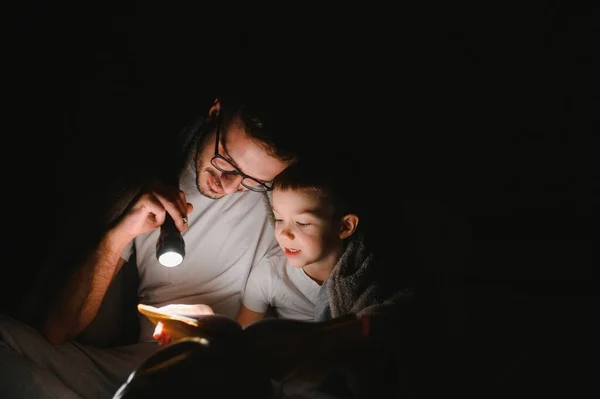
[
  {"xmin": 274, "ymin": 219, "xmax": 283, "ymax": 223},
  {"xmin": 296, "ymin": 222, "xmax": 310, "ymax": 227}
]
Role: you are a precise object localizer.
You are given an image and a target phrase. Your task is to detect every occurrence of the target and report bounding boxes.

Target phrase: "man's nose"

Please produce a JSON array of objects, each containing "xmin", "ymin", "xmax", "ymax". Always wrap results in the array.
[{"xmin": 220, "ymin": 173, "xmax": 244, "ymax": 194}]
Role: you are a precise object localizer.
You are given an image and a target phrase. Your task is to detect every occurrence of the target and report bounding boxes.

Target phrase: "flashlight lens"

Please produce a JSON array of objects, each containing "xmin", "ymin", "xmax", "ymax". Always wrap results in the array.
[{"xmin": 158, "ymin": 251, "xmax": 183, "ymax": 267}]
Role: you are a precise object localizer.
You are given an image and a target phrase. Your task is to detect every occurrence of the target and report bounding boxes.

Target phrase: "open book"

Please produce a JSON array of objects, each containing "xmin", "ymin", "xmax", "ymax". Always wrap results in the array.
[
  {"xmin": 137, "ymin": 304, "xmax": 243, "ymax": 343},
  {"xmin": 137, "ymin": 303, "xmax": 367, "ymax": 381}
]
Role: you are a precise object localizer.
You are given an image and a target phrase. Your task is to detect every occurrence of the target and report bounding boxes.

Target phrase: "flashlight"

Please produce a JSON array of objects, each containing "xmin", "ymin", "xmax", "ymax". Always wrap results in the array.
[{"xmin": 156, "ymin": 213, "xmax": 186, "ymax": 267}]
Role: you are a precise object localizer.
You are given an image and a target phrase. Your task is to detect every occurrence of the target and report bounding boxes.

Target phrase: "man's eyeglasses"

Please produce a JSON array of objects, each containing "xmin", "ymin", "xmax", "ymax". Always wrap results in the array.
[{"xmin": 210, "ymin": 117, "xmax": 274, "ymax": 192}]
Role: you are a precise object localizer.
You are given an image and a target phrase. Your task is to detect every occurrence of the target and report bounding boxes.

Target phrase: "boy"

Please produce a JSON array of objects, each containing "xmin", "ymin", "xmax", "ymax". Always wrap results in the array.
[{"xmin": 236, "ymin": 159, "xmax": 362, "ymax": 327}]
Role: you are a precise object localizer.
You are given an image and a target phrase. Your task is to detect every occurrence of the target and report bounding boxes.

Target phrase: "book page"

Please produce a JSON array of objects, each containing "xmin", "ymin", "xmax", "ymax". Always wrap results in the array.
[
  {"xmin": 137, "ymin": 304, "xmax": 203, "ymax": 341},
  {"xmin": 137, "ymin": 304, "xmax": 243, "ymax": 342},
  {"xmin": 137, "ymin": 304, "xmax": 200, "ymax": 327}
]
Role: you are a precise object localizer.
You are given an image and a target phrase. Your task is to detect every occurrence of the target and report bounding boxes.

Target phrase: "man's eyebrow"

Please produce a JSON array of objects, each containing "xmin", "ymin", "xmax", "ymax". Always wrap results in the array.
[
  {"xmin": 220, "ymin": 140, "xmax": 239, "ymax": 167},
  {"xmin": 221, "ymin": 143, "xmax": 271, "ymax": 183}
]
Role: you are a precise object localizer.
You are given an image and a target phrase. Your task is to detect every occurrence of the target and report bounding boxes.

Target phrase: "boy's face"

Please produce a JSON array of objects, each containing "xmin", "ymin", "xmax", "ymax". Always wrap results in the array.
[{"xmin": 271, "ymin": 189, "xmax": 342, "ymax": 268}]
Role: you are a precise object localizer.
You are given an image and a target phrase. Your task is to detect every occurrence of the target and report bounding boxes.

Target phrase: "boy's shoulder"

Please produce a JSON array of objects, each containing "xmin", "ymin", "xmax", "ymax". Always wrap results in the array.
[
  {"xmin": 264, "ymin": 247, "xmax": 287, "ymax": 270},
  {"xmin": 250, "ymin": 246, "xmax": 286, "ymax": 277}
]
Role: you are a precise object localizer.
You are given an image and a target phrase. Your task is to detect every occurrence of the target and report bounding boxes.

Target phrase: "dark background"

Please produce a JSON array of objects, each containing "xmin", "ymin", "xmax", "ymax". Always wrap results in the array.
[{"xmin": 4, "ymin": 1, "xmax": 599, "ymax": 397}]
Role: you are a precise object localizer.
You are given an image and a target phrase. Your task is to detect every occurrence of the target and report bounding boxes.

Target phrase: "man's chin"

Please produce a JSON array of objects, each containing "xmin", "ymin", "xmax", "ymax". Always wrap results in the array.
[
  {"xmin": 199, "ymin": 186, "xmax": 225, "ymax": 200},
  {"xmin": 196, "ymin": 182, "xmax": 225, "ymax": 200}
]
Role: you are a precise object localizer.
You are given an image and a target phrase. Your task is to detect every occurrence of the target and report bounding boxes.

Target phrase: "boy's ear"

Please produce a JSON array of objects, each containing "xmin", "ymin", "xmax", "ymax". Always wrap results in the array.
[
  {"xmin": 208, "ymin": 98, "xmax": 221, "ymax": 118},
  {"xmin": 339, "ymin": 214, "xmax": 359, "ymax": 240}
]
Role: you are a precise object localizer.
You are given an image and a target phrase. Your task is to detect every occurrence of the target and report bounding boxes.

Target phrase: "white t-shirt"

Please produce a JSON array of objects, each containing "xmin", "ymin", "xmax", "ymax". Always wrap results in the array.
[
  {"xmin": 121, "ymin": 161, "xmax": 279, "ymax": 342},
  {"xmin": 242, "ymin": 250, "xmax": 322, "ymax": 321}
]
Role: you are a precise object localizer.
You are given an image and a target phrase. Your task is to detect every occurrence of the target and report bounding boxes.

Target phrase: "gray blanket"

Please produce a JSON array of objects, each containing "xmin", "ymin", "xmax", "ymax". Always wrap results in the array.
[
  {"xmin": 315, "ymin": 232, "xmax": 412, "ymax": 322},
  {"xmin": 299, "ymin": 232, "xmax": 412, "ymax": 398}
]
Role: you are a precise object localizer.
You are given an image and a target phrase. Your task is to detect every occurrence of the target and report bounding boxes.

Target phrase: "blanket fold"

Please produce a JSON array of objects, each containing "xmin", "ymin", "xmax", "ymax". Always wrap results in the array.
[{"xmin": 315, "ymin": 232, "xmax": 412, "ymax": 322}]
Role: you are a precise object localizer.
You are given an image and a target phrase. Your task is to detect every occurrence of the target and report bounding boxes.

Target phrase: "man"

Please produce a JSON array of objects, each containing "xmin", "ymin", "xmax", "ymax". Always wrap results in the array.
[{"xmin": 0, "ymin": 86, "xmax": 298, "ymax": 398}]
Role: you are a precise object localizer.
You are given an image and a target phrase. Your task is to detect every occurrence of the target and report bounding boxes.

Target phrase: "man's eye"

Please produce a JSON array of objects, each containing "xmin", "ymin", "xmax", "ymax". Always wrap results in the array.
[
  {"xmin": 296, "ymin": 222, "xmax": 310, "ymax": 227},
  {"xmin": 274, "ymin": 219, "xmax": 283, "ymax": 223}
]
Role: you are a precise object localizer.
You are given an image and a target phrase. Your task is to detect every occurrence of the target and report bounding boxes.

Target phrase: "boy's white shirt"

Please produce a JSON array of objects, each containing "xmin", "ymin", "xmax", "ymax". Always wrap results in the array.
[{"xmin": 242, "ymin": 248, "xmax": 322, "ymax": 321}]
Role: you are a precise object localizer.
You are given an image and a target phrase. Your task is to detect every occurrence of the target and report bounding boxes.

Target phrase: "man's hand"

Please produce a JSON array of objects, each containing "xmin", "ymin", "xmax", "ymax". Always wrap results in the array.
[
  {"xmin": 117, "ymin": 182, "xmax": 193, "ymax": 242},
  {"xmin": 152, "ymin": 304, "xmax": 215, "ymax": 345},
  {"xmin": 153, "ymin": 321, "xmax": 172, "ymax": 346}
]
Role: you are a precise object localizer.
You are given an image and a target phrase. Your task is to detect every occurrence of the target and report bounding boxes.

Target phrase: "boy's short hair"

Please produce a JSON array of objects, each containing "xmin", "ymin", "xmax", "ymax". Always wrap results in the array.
[{"xmin": 272, "ymin": 156, "xmax": 361, "ymax": 219}]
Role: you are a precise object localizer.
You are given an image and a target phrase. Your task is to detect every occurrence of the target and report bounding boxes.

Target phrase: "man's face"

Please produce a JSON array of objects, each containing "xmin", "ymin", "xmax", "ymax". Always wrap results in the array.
[
  {"xmin": 194, "ymin": 112, "xmax": 290, "ymax": 199},
  {"xmin": 272, "ymin": 189, "xmax": 342, "ymax": 269}
]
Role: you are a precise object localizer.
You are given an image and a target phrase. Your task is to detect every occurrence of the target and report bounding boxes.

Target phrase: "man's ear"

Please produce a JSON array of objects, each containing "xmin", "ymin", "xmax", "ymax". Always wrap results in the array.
[
  {"xmin": 339, "ymin": 214, "xmax": 359, "ymax": 240},
  {"xmin": 208, "ymin": 98, "xmax": 221, "ymax": 118}
]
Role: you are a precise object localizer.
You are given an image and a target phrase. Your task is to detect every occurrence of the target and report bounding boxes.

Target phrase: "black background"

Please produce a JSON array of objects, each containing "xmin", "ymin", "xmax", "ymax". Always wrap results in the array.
[{"xmin": 3, "ymin": 2, "xmax": 598, "ymax": 397}]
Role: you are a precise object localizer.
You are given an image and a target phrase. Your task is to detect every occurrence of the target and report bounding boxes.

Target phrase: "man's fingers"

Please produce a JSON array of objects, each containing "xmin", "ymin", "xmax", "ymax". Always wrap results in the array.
[
  {"xmin": 138, "ymin": 185, "xmax": 192, "ymax": 232},
  {"xmin": 171, "ymin": 189, "xmax": 188, "ymax": 217},
  {"xmin": 179, "ymin": 190, "xmax": 193, "ymax": 214},
  {"xmin": 134, "ymin": 194, "xmax": 166, "ymax": 226},
  {"xmin": 153, "ymin": 321, "xmax": 164, "ymax": 339},
  {"xmin": 153, "ymin": 192, "xmax": 188, "ymax": 232}
]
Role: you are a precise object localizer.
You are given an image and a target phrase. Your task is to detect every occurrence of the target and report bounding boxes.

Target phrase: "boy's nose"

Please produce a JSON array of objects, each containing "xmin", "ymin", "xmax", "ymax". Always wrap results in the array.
[{"xmin": 279, "ymin": 227, "xmax": 294, "ymax": 240}]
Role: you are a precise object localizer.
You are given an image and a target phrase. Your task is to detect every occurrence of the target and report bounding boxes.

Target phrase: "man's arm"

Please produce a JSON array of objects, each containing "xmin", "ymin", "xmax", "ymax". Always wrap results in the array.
[
  {"xmin": 43, "ymin": 182, "xmax": 193, "ymax": 345},
  {"xmin": 42, "ymin": 228, "xmax": 130, "ymax": 345}
]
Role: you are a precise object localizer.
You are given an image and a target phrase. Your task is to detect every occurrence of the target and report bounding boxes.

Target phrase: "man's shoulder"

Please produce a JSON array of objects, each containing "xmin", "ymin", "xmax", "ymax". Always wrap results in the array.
[{"xmin": 222, "ymin": 191, "xmax": 271, "ymax": 218}]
